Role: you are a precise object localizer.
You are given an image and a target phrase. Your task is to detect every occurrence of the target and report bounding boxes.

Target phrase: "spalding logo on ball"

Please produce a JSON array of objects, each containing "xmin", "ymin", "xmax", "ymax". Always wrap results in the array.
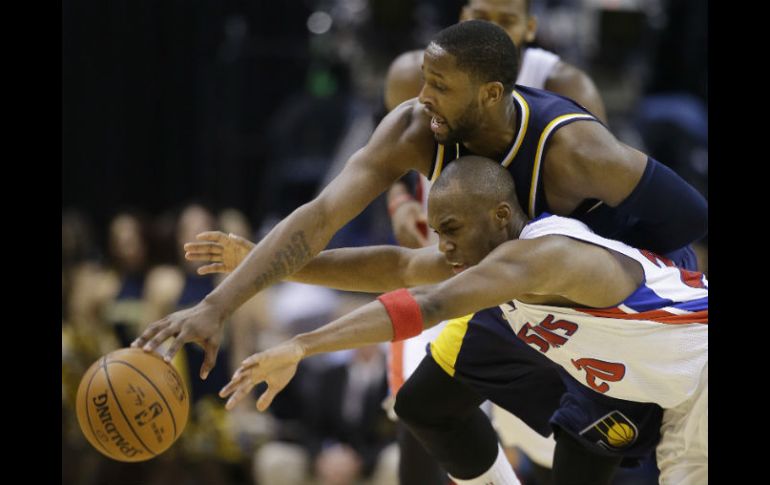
[{"xmin": 75, "ymin": 348, "xmax": 190, "ymax": 462}]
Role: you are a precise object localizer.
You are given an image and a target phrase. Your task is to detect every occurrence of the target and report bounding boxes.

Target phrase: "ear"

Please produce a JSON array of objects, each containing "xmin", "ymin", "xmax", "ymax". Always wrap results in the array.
[
  {"xmin": 481, "ymin": 81, "xmax": 506, "ymax": 107},
  {"xmin": 495, "ymin": 203, "xmax": 512, "ymax": 227},
  {"xmin": 524, "ymin": 15, "xmax": 538, "ymax": 43}
]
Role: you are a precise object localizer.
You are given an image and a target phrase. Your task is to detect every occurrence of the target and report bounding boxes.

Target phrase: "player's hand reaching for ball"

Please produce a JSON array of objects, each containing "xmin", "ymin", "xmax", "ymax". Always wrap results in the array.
[
  {"xmin": 219, "ymin": 340, "xmax": 305, "ymax": 412},
  {"xmin": 131, "ymin": 300, "xmax": 227, "ymax": 379},
  {"xmin": 184, "ymin": 231, "xmax": 255, "ymax": 275}
]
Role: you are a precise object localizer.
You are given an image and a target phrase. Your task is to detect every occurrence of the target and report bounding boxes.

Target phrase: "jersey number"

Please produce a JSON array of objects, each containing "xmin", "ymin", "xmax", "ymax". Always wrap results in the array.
[
  {"xmin": 516, "ymin": 315, "xmax": 578, "ymax": 354},
  {"xmin": 570, "ymin": 358, "xmax": 626, "ymax": 394}
]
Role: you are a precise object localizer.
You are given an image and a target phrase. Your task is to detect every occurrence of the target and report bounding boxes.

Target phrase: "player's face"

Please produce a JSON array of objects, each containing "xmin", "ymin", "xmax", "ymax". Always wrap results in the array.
[
  {"xmin": 428, "ymin": 188, "xmax": 508, "ymax": 273},
  {"xmin": 419, "ymin": 45, "xmax": 485, "ymax": 145},
  {"xmin": 460, "ymin": 0, "xmax": 537, "ymax": 54}
]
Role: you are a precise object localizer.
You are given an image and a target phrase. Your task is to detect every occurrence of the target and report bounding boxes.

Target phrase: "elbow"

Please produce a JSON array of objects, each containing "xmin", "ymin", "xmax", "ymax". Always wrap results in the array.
[{"xmin": 298, "ymin": 200, "xmax": 330, "ymax": 233}]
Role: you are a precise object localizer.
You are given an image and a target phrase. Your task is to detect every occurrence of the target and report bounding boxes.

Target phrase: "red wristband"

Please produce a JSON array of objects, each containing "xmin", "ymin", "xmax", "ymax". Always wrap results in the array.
[
  {"xmin": 388, "ymin": 193, "xmax": 415, "ymax": 216},
  {"xmin": 378, "ymin": 288, "xmax": 424, "ymax": 341}
]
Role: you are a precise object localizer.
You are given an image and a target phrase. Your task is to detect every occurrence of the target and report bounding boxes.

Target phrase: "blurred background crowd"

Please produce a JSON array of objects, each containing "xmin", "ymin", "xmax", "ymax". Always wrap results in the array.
[{"xmin": 62, "ymin": 1, "xmax": 707, "ymax": 484}]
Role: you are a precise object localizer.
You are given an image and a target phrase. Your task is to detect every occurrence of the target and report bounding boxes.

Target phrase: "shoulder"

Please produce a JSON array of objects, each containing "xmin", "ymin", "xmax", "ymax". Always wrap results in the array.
[
  {"xmin": 489, "ymin": 235, "xmax": 573, "ymax": 274},
  {"xmin": 505, "ymin": 233, "xmax": 574, "ymax": 260},
  {"xmin": 483, "ymin": 235, "xmax": 576, "ymax": 295},
  {"xmin": 380, "ymin": 98, "xmax": 433, "ymax": 146},
  {"xmin": 544, "ymin": 120, "xmax": 646, "ymax": 205},
  {"xmin": 546, "ymin": 118, "xmax": 619, "ymax": 170},
  {"xmin": 365, "ymin": 98, "xmax": 435, "ymax": 174},
  {"xmin": 546, "ymin": 61, "xmax": 592, "ymax": 89}
]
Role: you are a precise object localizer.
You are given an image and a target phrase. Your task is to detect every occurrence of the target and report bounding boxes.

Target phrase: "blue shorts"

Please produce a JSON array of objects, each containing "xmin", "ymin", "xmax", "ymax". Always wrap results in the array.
[
  {"xmin": 428, "ymin": 307, "xmax": 662, "ymax": 465},
  {"xmin": 551, "ymin": 368, "xmax": 663, "ymax": 464}
]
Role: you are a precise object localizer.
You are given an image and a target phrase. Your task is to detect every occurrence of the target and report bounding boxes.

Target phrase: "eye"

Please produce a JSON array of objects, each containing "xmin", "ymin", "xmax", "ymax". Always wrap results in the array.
[{"xmin": 428, "ymin": 80, "xmax": 447, "ymax": 92}]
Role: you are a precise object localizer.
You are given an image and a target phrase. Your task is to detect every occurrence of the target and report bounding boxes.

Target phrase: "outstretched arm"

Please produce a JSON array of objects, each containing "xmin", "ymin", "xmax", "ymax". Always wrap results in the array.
[
  {"xmin": 184, "ymin": 230, "xmax": 452, "ymax": 292},
  {"xmin": 219, "ymin": 237, "xmax": 562, "ymax": 411},
  {"xmin": 132, "ymin": 102, "xmax": 434, "ymax": 376},
  {"xmin": 219, "ymin": 233, "xmax": 642, "ymax": 411}
]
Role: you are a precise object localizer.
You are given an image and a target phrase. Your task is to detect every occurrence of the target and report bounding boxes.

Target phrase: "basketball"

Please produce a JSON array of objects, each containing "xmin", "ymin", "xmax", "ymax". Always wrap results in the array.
[{"xmin": 75, "ymin": 347, "xmax": 190, "ymax": 462}]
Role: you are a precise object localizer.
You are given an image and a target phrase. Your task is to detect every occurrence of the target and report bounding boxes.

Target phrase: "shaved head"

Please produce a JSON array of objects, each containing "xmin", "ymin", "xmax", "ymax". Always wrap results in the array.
[
  {"xmin": 428, "ymin": 156, "xmax": 527, "ymax": 270},
  {"xmin": 432, "ymin": 155, "xmax": 519, "ymax": 210}
]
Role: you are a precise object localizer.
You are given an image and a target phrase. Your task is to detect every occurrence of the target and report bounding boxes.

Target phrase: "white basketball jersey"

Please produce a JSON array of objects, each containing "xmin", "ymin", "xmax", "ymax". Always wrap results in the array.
[
  {"xmin": 516, "ymin": 47, "xmax": 561, "ymax": 91},
  {"xmin": 499, "ymin": 215, "xmax": 708, "ymax": 409}
]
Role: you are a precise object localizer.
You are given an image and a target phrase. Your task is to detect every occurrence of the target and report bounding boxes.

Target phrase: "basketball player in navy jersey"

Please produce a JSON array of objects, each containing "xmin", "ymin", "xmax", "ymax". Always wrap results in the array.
[
  {"xmin": 216, "ymin": 156, "xmax": 707, "ymax": 485},
  {"xmin": 384, "ymin": 3, "xmax": 608, "ymax": 482},
  {"xmin": 134, "ymin": 20, "xmax": 707, "ymax": 484},
  {"xmin": 386, "ymin": 0, "xmax": 606, "ymax": 250}
]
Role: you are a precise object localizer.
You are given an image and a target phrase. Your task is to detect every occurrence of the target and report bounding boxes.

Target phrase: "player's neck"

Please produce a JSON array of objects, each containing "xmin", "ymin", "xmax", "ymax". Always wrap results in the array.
[
  {"xmin": 462, "ymin": 99, "xmax": 518, "ymax": 159},
  {"xmin": 509, "ymin": 214, "xmax": 528, "ymax": 240}
]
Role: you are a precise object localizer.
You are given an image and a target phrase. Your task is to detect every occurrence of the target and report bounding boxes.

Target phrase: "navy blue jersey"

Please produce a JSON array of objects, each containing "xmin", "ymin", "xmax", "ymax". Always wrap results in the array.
[{"xmin": 428, "ymin": 85, "xmax": 636, "ymax": 243}]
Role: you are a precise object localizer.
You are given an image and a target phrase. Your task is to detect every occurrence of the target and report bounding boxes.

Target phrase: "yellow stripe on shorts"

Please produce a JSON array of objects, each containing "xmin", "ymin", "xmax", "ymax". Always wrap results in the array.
[{"xmin": 429, "ymin": 314, "xmax": 474, "ymax": 377}]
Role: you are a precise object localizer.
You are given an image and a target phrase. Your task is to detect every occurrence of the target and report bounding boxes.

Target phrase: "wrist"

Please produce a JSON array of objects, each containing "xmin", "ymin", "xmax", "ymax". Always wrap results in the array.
[
  {"xmin": 202, "ymin": 293, "xmax": 233, "ymax": 321},
  {"xmin": 291, "ymin": 334, "xmax": 311, "ymax": 358},
  {"xmin": 378, "ymin": 288, "xmax": 424, "ymax": 341}
]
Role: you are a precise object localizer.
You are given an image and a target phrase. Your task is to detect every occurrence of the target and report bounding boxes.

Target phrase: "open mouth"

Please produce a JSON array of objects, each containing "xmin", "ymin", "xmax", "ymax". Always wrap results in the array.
[
  {"xmin": 424, "ymin": 107, "xmax": 447, "ymax": 135},
  {"xmin": 450, "ymin": 262, "xmax": 467, "ymax": 274}
]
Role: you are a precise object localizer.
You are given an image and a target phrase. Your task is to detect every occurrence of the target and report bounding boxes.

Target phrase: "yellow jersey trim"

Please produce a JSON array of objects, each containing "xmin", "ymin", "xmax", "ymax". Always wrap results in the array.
[
  {"xmin": 501, "ymin": 91, "xmax": 531, "ymax": 168},
  {"xmin": 528, "ymin": 113, "xmax": 596, "ymax": 218},
  {"xmin": 431, "ymin": 144, "xmax": 446, "ymax": 183},
  {"xmin": 429, "ymin": 314, "xmax": 474, "ymax": 377}
]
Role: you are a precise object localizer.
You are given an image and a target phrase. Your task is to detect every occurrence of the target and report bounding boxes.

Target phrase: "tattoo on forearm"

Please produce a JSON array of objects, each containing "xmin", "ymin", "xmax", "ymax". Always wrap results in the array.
[{"xmin": 253, "ymin": 231, "xmax": 312, "ymax": 291}]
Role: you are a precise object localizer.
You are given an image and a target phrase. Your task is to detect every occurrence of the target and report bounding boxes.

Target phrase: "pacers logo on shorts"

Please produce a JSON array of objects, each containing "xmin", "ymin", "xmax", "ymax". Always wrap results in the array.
[{"xmin": 579, "ymin": 411, "xmax": 638, "ymax": 451}]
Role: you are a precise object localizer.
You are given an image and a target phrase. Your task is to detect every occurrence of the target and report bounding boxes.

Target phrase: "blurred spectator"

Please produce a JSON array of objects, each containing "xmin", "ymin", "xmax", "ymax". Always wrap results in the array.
[
  {"xmin": 103, "ymin": 211, "xmax": 152, "ymax": 347},
  {"xmin": 254, "ymin": 345, "xmax": 397, "ymax": 485}
]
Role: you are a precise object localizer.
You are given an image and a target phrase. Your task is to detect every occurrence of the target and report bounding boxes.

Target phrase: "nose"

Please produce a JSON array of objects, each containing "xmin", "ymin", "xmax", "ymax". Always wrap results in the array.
[{"xmin": 418, "ymin": 83, "xmax": 433, "ymax": 108}]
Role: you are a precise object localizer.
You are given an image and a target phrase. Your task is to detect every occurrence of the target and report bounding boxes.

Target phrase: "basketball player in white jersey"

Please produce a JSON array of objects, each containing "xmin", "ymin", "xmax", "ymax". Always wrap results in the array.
[
  {"xmin": 219, "ymin": 156, "xmax": 707, "ymax": 485},
  {"xmin": 383, "ymin": 1, "xmax": 606, "ymax": 480}
]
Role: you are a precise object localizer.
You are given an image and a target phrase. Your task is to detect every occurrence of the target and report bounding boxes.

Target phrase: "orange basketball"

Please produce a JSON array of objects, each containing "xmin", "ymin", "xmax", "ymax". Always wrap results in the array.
[{"xmin": 75, "ymin": 347, "xmax": 190, "ymax": 462}]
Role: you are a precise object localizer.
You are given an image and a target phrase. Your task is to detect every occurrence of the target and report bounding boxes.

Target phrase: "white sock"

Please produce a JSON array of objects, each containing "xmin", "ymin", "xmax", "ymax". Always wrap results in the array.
[{"xmin": 448, "ymin": 443, "xmax": 521, "ymax": 485}]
